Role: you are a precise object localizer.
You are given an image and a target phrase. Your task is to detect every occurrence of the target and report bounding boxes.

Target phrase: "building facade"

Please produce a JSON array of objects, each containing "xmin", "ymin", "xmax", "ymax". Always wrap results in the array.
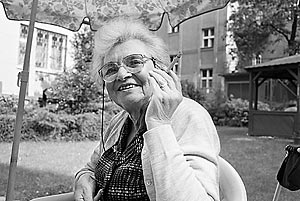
[
  {"xmin": 155, "ymin": 2, "xmax": 237, "ymax": 96},
  {"xmin": 0, "ymin": 9, "xmax": 74, "ymax": 98}
]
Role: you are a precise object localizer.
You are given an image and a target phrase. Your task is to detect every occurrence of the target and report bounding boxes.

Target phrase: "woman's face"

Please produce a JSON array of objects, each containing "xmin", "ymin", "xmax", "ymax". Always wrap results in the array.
[{"xmin": 103, "ymin": 39, "xmax": 155, "ymax": 112}]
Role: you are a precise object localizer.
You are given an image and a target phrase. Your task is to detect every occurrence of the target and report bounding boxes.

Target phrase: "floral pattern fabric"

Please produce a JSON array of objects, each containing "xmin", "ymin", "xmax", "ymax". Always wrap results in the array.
[{"xmin": 0, "ymin": 0, "xmax": 229, "ymax": 31}]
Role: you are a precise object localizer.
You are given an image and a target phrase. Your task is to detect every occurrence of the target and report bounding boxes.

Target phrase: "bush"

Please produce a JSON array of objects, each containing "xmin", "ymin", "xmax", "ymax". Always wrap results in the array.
[
  {"xmin": 0, "ymin": 106, "xmax": 115, "ymax": 142},
  {"xmin": 0, "ymin": 114, "xmax": 34, "ymax": 142},
  {"xmin": 181, "ymin": 80, "xmax": 206, "ymax": 105},
  {"xmin": 0, "ymin": 95, "xmax": 19, "ymax": 115},
  {"xmin": 0, "ymin": 114, "xmax": 16, "ymax": 142},
  {"xmin": 207, "ymin": 98, "xmax": 270, "ymax": 127}
]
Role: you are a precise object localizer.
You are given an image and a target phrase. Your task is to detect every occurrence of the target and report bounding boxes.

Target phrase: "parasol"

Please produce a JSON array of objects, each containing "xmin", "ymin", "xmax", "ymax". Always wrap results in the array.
[
  {"xmin": 0, "ymin": 0, "xmax": 230, "ymax": 201},
  {"xmin": 1, "ymin": 0, "xmax": 230, "ymax": 31}
]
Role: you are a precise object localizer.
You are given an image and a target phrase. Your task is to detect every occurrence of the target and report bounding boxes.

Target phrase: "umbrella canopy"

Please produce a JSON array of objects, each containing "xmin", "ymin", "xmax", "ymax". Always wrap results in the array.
[
  {"xmin": 1, "ymin": 0, "xmax": 230, "ymax": 31},
  {"xmin": 0, "ymin": 0, "xmax": 230, "ymax": 201}
]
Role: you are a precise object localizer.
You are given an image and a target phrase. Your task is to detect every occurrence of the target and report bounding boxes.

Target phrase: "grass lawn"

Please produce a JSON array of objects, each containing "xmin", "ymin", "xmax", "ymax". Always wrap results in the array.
[{"xmin": 1, "ymin": 126, "xmax": 300, "ymax": 201}]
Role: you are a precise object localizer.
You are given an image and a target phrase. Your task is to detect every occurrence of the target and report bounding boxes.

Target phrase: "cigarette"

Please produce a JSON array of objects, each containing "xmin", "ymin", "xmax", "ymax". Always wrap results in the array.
[{"xmin": 167, "ymin": 52, "xmax": 182, "ymax": 72}]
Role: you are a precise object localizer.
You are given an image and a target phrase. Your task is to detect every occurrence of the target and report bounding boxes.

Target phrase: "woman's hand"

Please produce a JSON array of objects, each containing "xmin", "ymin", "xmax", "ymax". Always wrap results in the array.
[
  {"xmin": 145, "ymin": 68, "xmax": 183, "ymax": 129},
  {"xmin": 74, "ymin": 174, "xmax": 100, "ymax": 201}
]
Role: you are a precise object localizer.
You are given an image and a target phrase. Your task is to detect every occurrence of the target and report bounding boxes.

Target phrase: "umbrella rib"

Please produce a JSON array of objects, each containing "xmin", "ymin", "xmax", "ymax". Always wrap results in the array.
[
  {"xmin": 157, "ymin": 0, "xmax": 167, "ymax": 12},
  {"xmin": 84, "ymin": 0, "xmax": 88, "ymax": 20}
]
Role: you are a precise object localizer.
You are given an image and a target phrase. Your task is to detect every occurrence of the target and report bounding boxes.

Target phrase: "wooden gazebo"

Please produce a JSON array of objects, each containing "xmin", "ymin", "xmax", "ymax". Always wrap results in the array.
[{"xmin": 245, "ymin": 54, "xmax": 300, "ymax": 141}]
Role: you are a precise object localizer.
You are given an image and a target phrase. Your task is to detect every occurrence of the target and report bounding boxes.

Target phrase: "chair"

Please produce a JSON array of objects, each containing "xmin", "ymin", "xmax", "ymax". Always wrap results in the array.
[
  {"xmin": 30, "ymin": 157, "xmax": 247, "ymax": 201},
  {"xmin": 219, "ymin": 156, "xmax": 247, "ymax": 201},
  {"xmin": 30, "ymin": 192, "xmax": 74, "ymax": 201}
]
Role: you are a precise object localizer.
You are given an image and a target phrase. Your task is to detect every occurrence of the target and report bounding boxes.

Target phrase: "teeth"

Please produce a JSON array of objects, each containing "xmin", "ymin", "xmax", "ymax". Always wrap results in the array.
[{"xmin": 119, "ymin": 84, "xmax": 136, "ymax": 90}]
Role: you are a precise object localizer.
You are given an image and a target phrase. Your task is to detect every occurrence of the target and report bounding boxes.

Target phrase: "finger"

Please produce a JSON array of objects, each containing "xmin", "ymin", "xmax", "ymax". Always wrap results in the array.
[
  {"xmin": 74, "ymin": 192, "xmax": 92, "ymax": 201},
  {"xmin": 93, "ymin": 189, "xmax": 103, "ymax": 201},
  {"xmin": 149, "ymin": 76, "xmax": 165, "ymax": 93},
  {"xmin": 149, "ymin": 71, "xmax": 169, "ymax": 90},
  {"xmin": 150, "ymin": 71, "xmax": 176, "ymax": 92},
  {"xmin": 74, "ymin": 193, "xmax": 83, "ymax": 201},
  {"xmin": 74, "ymin": 188, "xmax": 93, "ymax": 201},
  {"xmin": 168, "ymin": 70, "xmax": 182, "ymax": 91},
  {"xmin": 153, "ymin": 68, "xmax": 176, "ymax": 88}
]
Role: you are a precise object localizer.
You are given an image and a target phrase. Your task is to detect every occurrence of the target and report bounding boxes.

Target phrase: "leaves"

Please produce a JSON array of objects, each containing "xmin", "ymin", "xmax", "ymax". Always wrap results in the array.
[
  {"xmin": 228, "ymin": 0, "xmax": 300, "ymax": 68},
  {"xmin": 51, "ymin": 27, "xmax": 103, "ymax": 114}
]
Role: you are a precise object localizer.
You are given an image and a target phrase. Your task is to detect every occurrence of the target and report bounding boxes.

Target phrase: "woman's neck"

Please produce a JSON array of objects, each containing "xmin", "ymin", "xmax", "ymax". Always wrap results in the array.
[{"xmin": 127, "ymin": 103, "xmax": 147, "ymax": 133}]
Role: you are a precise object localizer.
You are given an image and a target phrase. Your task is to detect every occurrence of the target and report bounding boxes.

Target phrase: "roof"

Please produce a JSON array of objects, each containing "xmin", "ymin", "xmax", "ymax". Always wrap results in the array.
[
  {"xmin": 219, "ymin": 71, "xmax": 248, "ymax": 77},
  {"xmin": 245, "ymin": 54, "xmax": 300, "ymax": 70}
]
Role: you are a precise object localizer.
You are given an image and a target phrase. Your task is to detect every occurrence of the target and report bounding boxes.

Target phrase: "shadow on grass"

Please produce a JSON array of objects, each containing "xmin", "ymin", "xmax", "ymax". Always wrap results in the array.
[{"xmin": 0, "ymin": 163, "xmax": 73, "ymax": 201}]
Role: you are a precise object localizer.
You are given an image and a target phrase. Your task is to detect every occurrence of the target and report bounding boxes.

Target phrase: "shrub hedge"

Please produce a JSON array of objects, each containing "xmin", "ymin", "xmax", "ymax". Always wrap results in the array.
[
  {"xmin": 207, "ymin": 98, "xmax": 270, "ymax": 127},
  {"xmin": 0, "ymin": 83, "xmax": 272, "ymax": 142},
  {"xmin": 0, "ymin": 97, "xmax": 118, "ymax": 142},
  {"xmin": 180, "ymin": 81, "xmax": 271, "ymax": 127}
]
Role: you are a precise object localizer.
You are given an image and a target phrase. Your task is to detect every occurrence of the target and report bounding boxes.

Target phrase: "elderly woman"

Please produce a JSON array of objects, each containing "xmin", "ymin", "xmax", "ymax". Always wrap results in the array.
[{"xmin": 74, "ymin": 18, "xmax": 220, "ymax": 201}]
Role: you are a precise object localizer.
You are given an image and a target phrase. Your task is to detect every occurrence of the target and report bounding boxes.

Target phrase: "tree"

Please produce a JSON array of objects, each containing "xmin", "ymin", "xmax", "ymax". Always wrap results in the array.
[
  {"xmin": 51, "ymin": 26, "xmax": 103, "ymax": 114},
  {"xmin": 228, "ymin": 0, "xmax": 300, "ymax": 68}
]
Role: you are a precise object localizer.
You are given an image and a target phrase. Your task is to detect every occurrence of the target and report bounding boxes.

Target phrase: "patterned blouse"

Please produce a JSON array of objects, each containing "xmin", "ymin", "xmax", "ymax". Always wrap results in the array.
[{"xmin": 94, "ymin": 117, "xmax": 150, "ymax": 201}]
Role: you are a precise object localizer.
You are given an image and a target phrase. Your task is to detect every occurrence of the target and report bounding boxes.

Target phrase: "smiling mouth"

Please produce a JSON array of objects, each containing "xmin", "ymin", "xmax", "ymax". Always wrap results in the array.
[{"xmin": 118, "ymin": 84, "xmax": 139, "ymax": 91}]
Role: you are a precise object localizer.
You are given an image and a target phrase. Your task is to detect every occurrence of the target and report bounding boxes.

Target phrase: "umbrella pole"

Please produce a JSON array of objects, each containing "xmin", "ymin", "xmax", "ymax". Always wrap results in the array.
[{"xmin": 5, "ymin": 0, "xmax": 38, "ymax": 201}]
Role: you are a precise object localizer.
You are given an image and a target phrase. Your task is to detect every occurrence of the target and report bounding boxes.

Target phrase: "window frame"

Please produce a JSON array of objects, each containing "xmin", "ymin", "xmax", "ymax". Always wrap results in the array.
[
  {"xmin": 200, "ymin": 69, "xmax": 213, "ymax": 89},
  {"xmin": 202, "ymin": 27, "xmax": 215, "ymax": 48},
  {"xmin": 252, "ymin": 54, "xmax": 262, "ymax": 65}
]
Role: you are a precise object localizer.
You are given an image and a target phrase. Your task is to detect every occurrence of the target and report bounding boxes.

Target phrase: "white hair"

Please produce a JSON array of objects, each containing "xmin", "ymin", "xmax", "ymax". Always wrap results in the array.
[{"xmin": 92, "ymin": 17, "xmax": 170, "ymax": 84}]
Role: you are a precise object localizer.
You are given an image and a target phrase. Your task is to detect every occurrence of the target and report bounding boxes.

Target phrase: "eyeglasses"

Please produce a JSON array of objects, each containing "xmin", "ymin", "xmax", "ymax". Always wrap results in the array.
[{"xmin": 98, "ymin": 54, "xmax": 153, "ymax": 83}]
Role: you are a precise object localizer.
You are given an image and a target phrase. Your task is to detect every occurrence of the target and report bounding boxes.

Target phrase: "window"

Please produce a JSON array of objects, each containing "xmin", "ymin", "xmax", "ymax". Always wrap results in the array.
[
  {"xmin": 169, "ymin": 55, "xmax": 179, "ymax": 74},
  {"xmin": 18, "ymin": 25, "xmax": 67, "ymax": 71},
  {"xmin": 50, "ymin": 33, "xmax": 67, "ymax": 70},
  {"xmin": 35, "ymin": 29, "xmax": 49, "ymax": 68},
  {"xmin": 252, "ymin": 54, "xmax": 262, "ymax": 65},
  {"xmin": 18, "ymin": 24, "xmax": 28, "ymax": 66},
  {"xmin": 168, "ymin": 24, "xmax": 179, "ymax": 33},
  {"xmin": 200, "ymin": 69, "xmax": 213, "ymax": 89},
  {"xmin": 202, "ymin": 28, "xmax": 214, "ymax": 48}
]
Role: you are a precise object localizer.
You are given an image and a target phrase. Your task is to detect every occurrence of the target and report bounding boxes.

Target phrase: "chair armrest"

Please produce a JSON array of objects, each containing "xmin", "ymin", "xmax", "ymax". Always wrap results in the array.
[{"xmin": 30, "ymin": 192, "xmax": 74, "ymax": 201}]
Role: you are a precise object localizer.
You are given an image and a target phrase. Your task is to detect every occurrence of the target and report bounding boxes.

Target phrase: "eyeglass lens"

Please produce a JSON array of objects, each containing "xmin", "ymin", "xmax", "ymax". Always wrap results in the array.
[{"xmin": 100, "ymin": 54, "xmax": 149, "ymax": 82}]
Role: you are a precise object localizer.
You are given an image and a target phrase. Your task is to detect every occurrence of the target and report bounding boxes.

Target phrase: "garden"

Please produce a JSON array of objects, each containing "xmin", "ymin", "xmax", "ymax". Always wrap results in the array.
[
  {"xmin": 0, "ymin": 81, "xmax": 269, "ymax": 143},
  {"xmin": 2, "ymin": 27, "xmax": 300, "ymax": 201},
  {"xmin": 0, "ymin": 26, "xmax": 268, "ymax": 143},
  {"xmin": 2, "ymin": 81, "xmax": 299, "ymax": 201},
  {"xmin": 1, "ymin": 126, "xmax": 300, "ymax": 201}
]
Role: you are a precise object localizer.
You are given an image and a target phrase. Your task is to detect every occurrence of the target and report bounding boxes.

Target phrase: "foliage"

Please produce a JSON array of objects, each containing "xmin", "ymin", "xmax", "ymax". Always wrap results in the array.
[
  {"xmin": 229, "ymin": 0, "xmax": 300, "ymax": 68},
  {"xmin": 0, "ymin": 95, "xmax": 19, "ymax": 115},
  {"xmin": 50, "ymin": 26, "xmax": 103, "ymax": 114},
  {"xmin": 0, "ymin": 114, "xmax": 33, "ymax": 142},
  {"xmin": 0, "ymin": 105, "xmax": 115, "ymax": 142},
  {"xmin": 208, "ymin": 98, "xmax": 270, "ymax": 127},
  {"xmin": 181, "ymin": 80, "xmax": 207, "ymax": 105}
]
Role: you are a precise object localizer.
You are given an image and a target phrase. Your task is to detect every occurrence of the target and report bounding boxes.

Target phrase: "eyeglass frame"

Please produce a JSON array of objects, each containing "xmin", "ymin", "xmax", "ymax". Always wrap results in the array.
[{"xmin": 98, "ymin": 54, "xmax": 156, "ymax": 83}]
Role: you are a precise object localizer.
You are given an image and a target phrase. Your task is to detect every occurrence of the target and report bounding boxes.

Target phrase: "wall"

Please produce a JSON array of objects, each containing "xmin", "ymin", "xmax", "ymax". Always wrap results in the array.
[{"xmin": 156, "ymin": 3, "xmax": 230, "ymax": 93}]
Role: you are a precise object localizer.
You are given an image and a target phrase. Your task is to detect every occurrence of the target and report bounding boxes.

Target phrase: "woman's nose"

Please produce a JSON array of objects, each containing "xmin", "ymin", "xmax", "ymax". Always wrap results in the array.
[{"xmin": 116, "ymin": 66, "xmax": 132, "ymax": 81}]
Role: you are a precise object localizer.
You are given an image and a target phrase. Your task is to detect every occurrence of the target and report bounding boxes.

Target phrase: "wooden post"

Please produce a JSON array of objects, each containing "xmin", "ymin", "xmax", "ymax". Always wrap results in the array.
[
  {"xmin": 254, "ymin": 76, "xmax": 259, "ymax": 110},
  {"xmin": 294, "ymin": 66, "xmax": 300, "ymax": 144},
  {"xmin": 248, "ymin": 71, "xmax": 253, "ymax": 135}
]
